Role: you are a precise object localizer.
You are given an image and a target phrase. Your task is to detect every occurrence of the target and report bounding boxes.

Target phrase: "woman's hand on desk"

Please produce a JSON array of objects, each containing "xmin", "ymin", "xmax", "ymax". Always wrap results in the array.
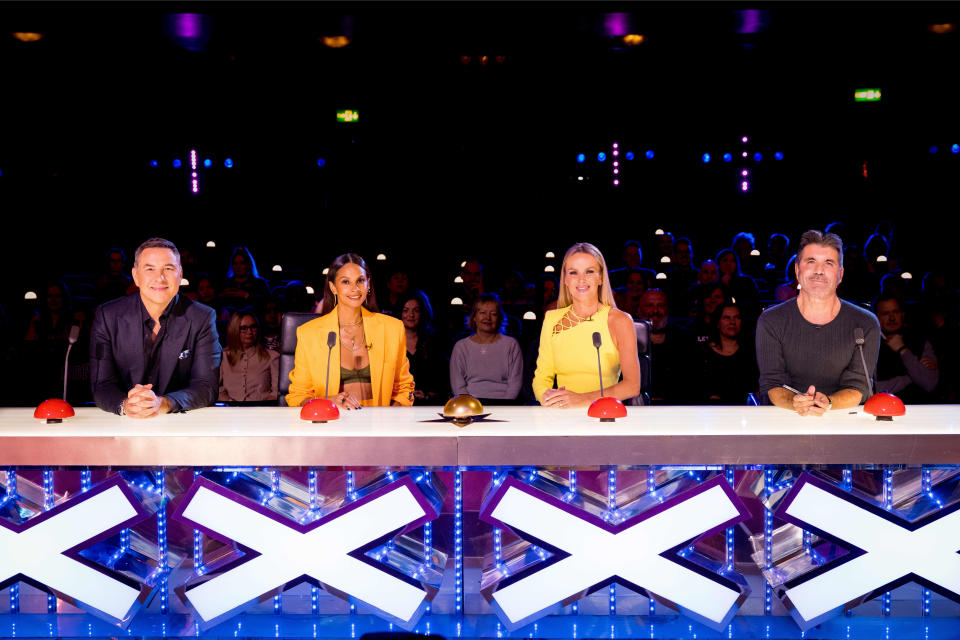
[{"xmin": 542, "ymin": 387, "xmax": 590, "ymax": 409}]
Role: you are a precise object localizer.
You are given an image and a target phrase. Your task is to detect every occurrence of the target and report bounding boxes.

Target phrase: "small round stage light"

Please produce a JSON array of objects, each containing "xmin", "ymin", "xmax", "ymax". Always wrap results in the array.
[
  {"xmin": 731, "ymin": 297, "xmax": 737, "ymax": 304},
  {"xmin": 741, "ymin": 181, "xmax": 749, "ymax": 191},
  {"xmin": 322, "ymin": 267, "xmax": 330, "ymax": 275},
  {"xmin": 206, "ymin": 240, "xmax": 216, "ymax": 248},
  {"xmin": 654, "ymin": 229, "xmax": 664, "ymax": 235},
  {"xmin": 723, "ymin": 153, "xmax": 732, "ymax": 162},
  {"xmin": 376, "ymin": 253, "xmax": 387, "ymax": 261},
  {"xmin": 750, "ymin": 249, "xmax": 761, "ymax": 256},
  {"xmin": 454, "ymin": 276, "xmax": 464, "ymax": 283},
  {"xmin": 876, "ymin": 255, "xmax": 888, "ymax": 263},
  {"xmin": 930, "ymin": 146, "xmax": 939, "ymax": 154},
  {"xmin": 192, "ymin": 172, "xmax": 197, "ymax": 178},
  {"xmin": 180, "ymin": 278, "xmax": 190, "ymax": 286},
  {"xmin": 952, "ymin": 144, "xmax": 960, "ymax": 154},
  {"xmin": 754, "ymin": 152, "xmax": 763, "ymax": 161},
  {"xmin": 623, "ymin": 34, "xmax": 645, "ymax": 46},
  {"xmin": 523, "ymin": 311, "xmax": 537, "ymax": 320},
  {"xmin": 12, "ymin": 32, "xmax": 43, "ymax": 42},
  {"xmin": 741, "ymin": 169, "xmax": 749, "ymax": 176},
  {"xmin": 742, "ymin": 151, "xmax": 748, "ymax": 158},
  {"xmin": 272, "ymin": 265, "xmax": 282, "ymax": 272},
  {"xmin": 901, "ymin": 272, "xmax": 913, "ymax": 280},
  {"xmin": 656, "ymin": 272, "xmax": 667, "ymax": 280},
  {"xmin": 460, "ymin": 261, "xmax": 467, "ymax": 268},
  {"xmin": 544, "ymin": 265, "xmax": 555, "ymax": 272},
  {"xmin": 928, "ymin": 24, "xmax": 956, "ymax": 34},
  {"xmin": 576, "ymin": 153, "xmax": 586, "ymax": 163},
  {"xmin": 577, "ymin": 176, "xmax": 583, "ymax": 181},
  {"xmin": 625, "ymin": 151, "xmax": 635, "ymax": 160},
  {"xmin": 305, "ymin": 286, "xmax": 315, "ymax": 294},
  {"xmin": 321, "ymin": 35, "xmax": 351, "ymax": 48},
  {"xmin": 645, "ymin": 150, "xmax": 655, "ymax": 159},
  {"xmin": 774, "ymin": 151, "xmax": 784, "ymax": 160},
  {"xmin": 660, "ymin": 256, "xmax": 671, "ymax": 263},
  {"xmin": 613, "ymin": 179, "xmax": 619, "ymax": 186},
  {"xmin": 450, "ymin": 297, "xmax": 464, "ymax": 306},
  {"xmin": 24, "ymin": 291, "xmax": 37, "ymax": 300},
  {"xmin": 702, "ymin": 153, "xmax": 711, "ymax": 163},
  {"xmin": 598, "ymin": 152, "xmax": 607, "ymax": 162},
  {"xmin": 203, "ymin": 158, "xmax": 212, "ymax": 168},
  {"xmin": 317, "ymin": 157, "xmax": 327, "ymax": 167},
  {"xmin": 173, "ymin": 159, "xmax": 182, "ymax": 168},
  {"xmin": 613, "ymin": 142, "xmax": 618, "ymax": 149},
  {"xmin": 741, "ymin": 136, "xmax": 749, "ymax": 143},
  {"xmin": 545, "ymin": 251, "xmax": 555, "ymax": 258},
  {"xmin": 224, "ymin": 158, "xmax": 234, "ymax": 168},
  {"xmin": 149, "ymin": 160, "xmax": 158, "ymax": 168}
]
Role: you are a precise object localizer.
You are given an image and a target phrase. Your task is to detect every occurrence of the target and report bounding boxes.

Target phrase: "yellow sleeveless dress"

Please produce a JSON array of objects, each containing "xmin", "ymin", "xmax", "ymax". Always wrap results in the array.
[{"xmin": 532, "ymin": 305, "xmax": 621, "ymax": 403}]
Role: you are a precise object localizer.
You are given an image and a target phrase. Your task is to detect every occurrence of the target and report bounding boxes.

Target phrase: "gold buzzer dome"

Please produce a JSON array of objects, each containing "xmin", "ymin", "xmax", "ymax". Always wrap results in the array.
[{"xmin": 443, "ymin": 395, "xmax": 484, "ymax": 426}]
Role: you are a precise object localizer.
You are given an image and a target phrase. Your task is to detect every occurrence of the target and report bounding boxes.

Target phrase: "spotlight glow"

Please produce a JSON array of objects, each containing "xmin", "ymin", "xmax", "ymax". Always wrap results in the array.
[
  {"xmin": 723, "ymin": 153, "xmax": 732, "ymax": 162},
  {"xmin": 753, "ymin": 152, "xmax": 763, "ymax": 162},
  {"xmin": 877, "ymin": 255, "xmax": 888, "ymax": 263},
  {"xmin": 24, "ymin": 291, "xmax": 37, "ymax": 300},
  {"xmin": 224, "ymin": 158, "xmax": 234, "ymax": 168},
  {"xmin": 322, "ymin": 268, "xmax": 330, "ymax": 275},
  {"xmin": 741, "ymin": 181, "xmax": 749, "ymax": 191},
  {"xmin": 317, "ymin": 158, "xmax": 327, "ymax": 167},
  {"xmin": 206, "ymin": 241, "xmax": 216, "ymax": 248},
  {"xmin": 654, "ymin": 229, "xmax": 664, "ymax": 235},
  {"xmin": 952, "ymin": 144, "xmax": 960, "ymax": 154},
  {"xmin": 660, "ymin": 256, "xmax": 671, "ymax": 263},
  {"xmin": 173, "ymin": 159, "xmax": 182, "ymax": 168},
  {"xmin": 305, "ymin": 286, "xmax": 315, "ymax": 294},
  {"xmin": 598, "ymin": 152, "xmax": 607, "ymax": 162},
  {"xmin": 741, "ymin": 137, "xmax": 748, "ymax": 143},
  {"xmin": 545, "ymin": 251, "xmax": 555, "ymax": 258},
  {"xmin": 774, "ymin": 151, "xmax": 784, "ymax": 160},
  {"xmin": 544, "ymin": 265, "xmax": 555, "ymax": 273},
  {"xmin": 625, "ymin": 151, "xmax": 635, "ymax": 160},
  {"xmin": 460, "ymin": 261, "xmax": 467, "ymax": 268},
  {"xmin": 180, "ymin": 278, "xmax": 190, "ymax": 286},
  {"xmin": 376, "ymin": 254, "xmax": 387, "ymax": 261},
  {"xmin": 702, "ymin": 153, "xmax": 711, "ymax": 163},
  {"xmin": 454, "ymin": 276, "xmax": 464, "ymax": 283},
  {"xmin": 901, "ymin": 272, "xmax": 913, "ymax": 280},
  {"xmin": 272, "ymin": 265, "xmax": 282, "ymax": 272},
  {"xmin": 750, "ymin": 249, "xmax": 760, "ymax": 256},
  {"xmin": 203, "ymin": 159, "xmax": 212, "ymax": 168},
  {"xmin": 451, "ymin": 297, "xmax": 463, "ymax": 306},
  {"xmin": 645, "ymin": 150, "xmax": 655, "ymax": 159},
  {"xmin": 741, "ymin": 170, "xmax": 749, "ymax": 177},
  {"xmin": 577, "ymin": 154, "xmax": 586, "ymax": 163},
  {"xmin": 656, "ymin": 272, "xmax": 667, "ymax": 280},
  {"xmin": 523, "ymin": 311, "xmax": 537, "ymax": 320},
  {"xmin": 149, "ymin": 160, "xmax": 158, "ymax": 168}
]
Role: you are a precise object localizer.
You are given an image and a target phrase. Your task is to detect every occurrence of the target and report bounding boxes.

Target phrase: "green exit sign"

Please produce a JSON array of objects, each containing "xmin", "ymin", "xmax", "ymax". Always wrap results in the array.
[
  {"xmin": 337, "ymin": 109, "xmax": 359, "ymax": 122},
  {"xmin": 854, "ymin": 89, "xmax": 881, "ymax": 102}
]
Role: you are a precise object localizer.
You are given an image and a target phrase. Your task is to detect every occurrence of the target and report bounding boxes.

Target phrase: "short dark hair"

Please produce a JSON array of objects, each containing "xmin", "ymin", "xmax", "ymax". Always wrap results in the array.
[
  {"xmin": 134, "ymin": 238, "xmax": 180, "ymax": 268},
  {"xmin": 873, "ymin": 292, "xmax": 904, "ymax": 313},
  {"xmin": 797, "ymin": 230, "xmax": 844, "ymax": 268},
  {"xmin": 468, "ymin": 292, "xmax": 505, "ymax": 333}
]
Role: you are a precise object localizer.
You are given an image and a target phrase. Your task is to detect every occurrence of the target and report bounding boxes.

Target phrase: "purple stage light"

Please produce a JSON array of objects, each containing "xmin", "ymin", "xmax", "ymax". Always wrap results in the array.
[
  {"xmin": 165, "ymin": 14, "xmax": 211, "ymax": 53},
  {"xmin": 742, "ymin": 136, "xmax": 749, "ymax": 143},
  {"xmin": 741, "ymin": 181, "xmax": 749, "ymax": 192},
  {"xmin": 741, "ymin": 170, "xmax": 749, "ymax": 176}
]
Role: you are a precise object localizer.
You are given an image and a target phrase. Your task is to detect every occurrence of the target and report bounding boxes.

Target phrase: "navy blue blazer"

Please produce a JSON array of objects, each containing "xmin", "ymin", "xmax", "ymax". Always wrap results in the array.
[{"xmin": 90, "ymin": 293, "xmax": 221, "ymax": 414}]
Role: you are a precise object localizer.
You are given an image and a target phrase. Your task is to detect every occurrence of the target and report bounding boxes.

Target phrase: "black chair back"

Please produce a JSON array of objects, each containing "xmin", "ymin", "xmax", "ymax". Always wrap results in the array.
[
  {"xmin": 278, "ymin": 311, "xmax": 321, "ymax": 404},
  {"xmin": 626, "ymin": 320, "xmax": 653, "ymax": 406}
]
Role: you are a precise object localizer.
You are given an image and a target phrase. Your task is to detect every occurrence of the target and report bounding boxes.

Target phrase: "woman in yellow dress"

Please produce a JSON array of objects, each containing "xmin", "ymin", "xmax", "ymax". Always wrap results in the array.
[
  {"xmin": 286, "ymin": 254, "xmax": 415, "ymax": 409},
  {"xmin": 532, "ymin": 242, "xmax": 641, "ymax": 408}
]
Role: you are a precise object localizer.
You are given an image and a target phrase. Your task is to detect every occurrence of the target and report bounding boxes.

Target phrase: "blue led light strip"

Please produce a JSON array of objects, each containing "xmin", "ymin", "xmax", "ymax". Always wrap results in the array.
[
  {"xmin": 156, "ymin": 469, "xmax": 168, "ymax": 614},
  {"xmin": 649, "ymin": 468, "xmax": 658, "ymax": 615},
  {"xmin": 455, "ymin": 469, "xmax": 464, "ymax": 615},
  {"xmin": 922, "ymin": 468, "xmax": 933, "ymax": 616},
  {"xmin": 308, "ymin": 469, "xmax": 319, "ymax": 615},
  {"xmin": 346, "ymin": 470, "xmax": 356, "ymax": 614},
  {"xmin": 6, "ymin": 470, "xmax": 18, "ymax": 613},
  {"xmin": 271, "ymin": 470, "xmax": 282, "ymax": 615},
  {"xmin": 842, "ymin": 469, "xmax": 853, "ymax": 492},
  {"xmin": 764, "ymin": 468, "xmax": 773, "ymax": 615},
  {"xmin": 192, "ymin": 470, "xmax": 204, "ymax": 576},
  {"xmin": 569, "ymin": 470, "xmax": 579, "ymax": 614},
  {"xmin": 882, "ymin": 469, "xmax": 894, "ymax": 616},
  {"xmin": 492, "ymin": 470, "xmax": 502, "ymax": 571},
  {"xmin": 608, "ymin": 469, "xmax": 616, "ymax": 615},
  {"xmin": 725, "ymin": 468, "xmax": 735, "ymax": 575},
  {"xmin": 42, "ymin": 470, "xmax": 56, "ymax": 612}
]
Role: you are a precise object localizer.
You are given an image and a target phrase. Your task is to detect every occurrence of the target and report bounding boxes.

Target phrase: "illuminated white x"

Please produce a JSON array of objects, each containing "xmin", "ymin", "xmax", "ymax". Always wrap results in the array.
[
  {"xmin": 484, "ymin": 476, "xmax": 746, "ymax": 628},
  {"xmin": 779, "ymin": 475, "xmax": 960, "ymax": 625},
  {"xmin": 0, "ymin": 479, "xmax": 145, "ymax": 622},
  {"xmin": 177, "ymin": 477, "xmax": 433, "ymax": 625}
]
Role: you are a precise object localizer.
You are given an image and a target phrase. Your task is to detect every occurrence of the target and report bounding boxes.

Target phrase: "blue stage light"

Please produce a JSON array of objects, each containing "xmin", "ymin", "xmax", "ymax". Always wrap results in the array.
[
  {"xmin": 224, "ymin": 158, "xmax": 234, "ymax": 168},
  {"xmin": 149, "ymin": 160, "xmax": 158, "ymax": 168},
  {"xmin": 316, "ymin": 157, "xmax": 327, "ymax": 167},
  {"xmin": 702, "ymin": 153, "xmax": 711, "ymax": 163},
  {"xmin": 203, "ymin": 158, "xmax": 212, "ymax": 168},
  {"xmin": 774, "ymin": 151, "xmax": 784, "ymax": 160},
  {"xmin": 930, "ymin": 145, "xmax": 939, "ymax": 154},
  {"xmin": 0, "ymin": 169, "xmax": 4, "ymax": 177},
  {"xmin": 625, "ymin": 151, "xmax": 634, "ymax": 161},
  {"xmin": 645, "ymin": 150, "xmax": 654, "ymax": 159},
  {"xmin": 597, "ymin": 152, "xmax": 607, "ymax": 162},
  {"xmin": 576, "ymin": 153, "xmax": 586, "ymax": 163},
  {"xmin": 754, "ymin": 152, "xmax": 763, "ymax": 162},
  {"xmin": 172, "ymin": 159, "xmax": 182, "ymax": 168},
  {"xmin": 723, "ymin": 153, "xmax": 732, "ymax": 162},
  {"xmin": 952, "ymin": 144, "xmax": 960, "ymax": 154}
]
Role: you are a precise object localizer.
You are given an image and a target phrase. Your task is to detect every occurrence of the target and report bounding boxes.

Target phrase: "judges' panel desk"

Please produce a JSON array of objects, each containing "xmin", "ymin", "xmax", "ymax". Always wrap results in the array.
[{"xmin": 1, "ymin": 406, "xmax": 960, "ymax": 640}]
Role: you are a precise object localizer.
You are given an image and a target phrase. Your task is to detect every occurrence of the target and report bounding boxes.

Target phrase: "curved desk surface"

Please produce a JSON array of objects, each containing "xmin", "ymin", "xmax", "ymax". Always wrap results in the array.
[{"xmin": 1, "ymin": 405, "xmax": 959, "ymax": 467}]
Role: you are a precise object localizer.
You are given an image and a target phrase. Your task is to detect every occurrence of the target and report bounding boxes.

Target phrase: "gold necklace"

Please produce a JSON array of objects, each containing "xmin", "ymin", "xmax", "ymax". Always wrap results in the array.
[
  {"xmin": 568, "ymin": 304, "xmax": 601, "ymax": 323},
  {"xmin": 340, "ymin": 326, "xmax": 367, "ymax": 352}
]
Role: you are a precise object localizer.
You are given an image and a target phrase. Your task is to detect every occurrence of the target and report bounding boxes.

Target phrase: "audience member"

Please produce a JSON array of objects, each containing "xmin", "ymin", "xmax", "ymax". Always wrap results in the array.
[
  {"xmin": 666, "ymin": 237, "xmax": 699, "ymax": 301},
  {"xmin": 774, "ymin": 255, "xmax": 799, "ymax": 302},
  {"xmin": 24, "ymin": 280, "xmax": 89, "ymax": 404},
  {"xmin": 700, "ymin": 302, "xmax": 758, "ymax": 404},
  {"xmin": 259, "ymin": 297, "xmax": 282, "ymax": 352},
  {"xmin": 609, "ymin": 240, "xmax": 646, "ymax": 288},
  {"xmin": 732, "ymin": 232, "xmax": 761, "ymax": 276},
  {"xmin": 219, "ymin": 310, "xmax": 280, "ymax": 402},
  {"xmin": 221, "ymin": 246, "xmax": 271, "ymax": 305},
  {"xmin": 401, "ymin": 291, "xmax": 448, "ymax": 404},
  {"xmin": 716, "ymin": 249, "xmax": 760, "ymax": 311},
  {"xmin": 450, "ymin": 293, "xmax": 522, "ymax": 403},
  {"xmin": 637, "ymin": 289, "xmax": 695, "ymax": 404},
  {"xmin": 90, "ymin": 237, "xmax": 221, "ymax": 417},
  {"xmin": 537, "ymin": 274, "xmax": 559, "ymax": 312},
  {"xmin": 378, "ymin": 267, "xmax": 411, "ymax": 317},
  {"xmin": 690, "ymin": 282, "xmax": 730, "ymax": 344},
  {"xmin": 94, "ymin": 248, "xmax": 135, "ymax": 303},
  {"xmin": 614, "ymin": 268, "xmax": 648, "ymax": 320},
  {"xmin": 874, "ymin": 294, "xmax": 938, "ymax": 403},
  {"xmin": 655, "ymin": 232, "xmax": 675, "ymax": 263}
]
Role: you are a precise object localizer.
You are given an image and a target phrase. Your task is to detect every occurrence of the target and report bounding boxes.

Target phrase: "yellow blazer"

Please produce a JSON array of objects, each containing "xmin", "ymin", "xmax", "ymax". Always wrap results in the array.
[{"xmin": 286, "ymin": 306, "xmax": 415, "ymax": 407}]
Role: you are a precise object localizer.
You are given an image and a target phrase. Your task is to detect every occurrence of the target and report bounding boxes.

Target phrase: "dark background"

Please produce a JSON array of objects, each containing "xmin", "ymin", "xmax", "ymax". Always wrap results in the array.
[{"xmin": 1, "ymin": 1, "xmax": 958, "ymax": 299}]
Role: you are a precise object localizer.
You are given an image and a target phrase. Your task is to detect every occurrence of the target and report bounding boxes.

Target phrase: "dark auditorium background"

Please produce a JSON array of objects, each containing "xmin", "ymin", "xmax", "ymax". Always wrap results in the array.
[{"xmin": 1, "ymin": 2, "xmax": 958, "ymax": 405}]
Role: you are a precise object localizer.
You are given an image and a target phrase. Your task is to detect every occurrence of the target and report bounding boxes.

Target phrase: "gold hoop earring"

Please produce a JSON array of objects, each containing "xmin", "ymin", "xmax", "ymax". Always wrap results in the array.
[{"xmin": 333, "ymin": 293, "xmax": 338, "ymax": 307}]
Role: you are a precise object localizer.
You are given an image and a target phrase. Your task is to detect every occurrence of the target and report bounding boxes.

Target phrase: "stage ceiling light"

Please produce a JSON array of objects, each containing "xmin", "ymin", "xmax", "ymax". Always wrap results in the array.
[
  {"xmin": 322, "ymin": 35, "xmax": 350, "ymax": 48},
  {"xmin": 12, "ymin": 32, "xmax": 43, "ymax": 42},
  {"xmin": 928, "ymin": 24, "xmax": 956, "ymax": 34},
  {"xmin": 623, "ymin": 34, "xmax": 645, "ymax": 46}
]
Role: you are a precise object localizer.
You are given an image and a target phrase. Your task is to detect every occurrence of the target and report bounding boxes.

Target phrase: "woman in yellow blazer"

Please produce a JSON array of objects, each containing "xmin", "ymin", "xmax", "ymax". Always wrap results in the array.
[
  {"xmin": 286, "ymin": 254, "xmax": 415, "ymax": 408},
  {"xmin": 532, "ymin": 242, "xmax": 641, "ymax": 408}
]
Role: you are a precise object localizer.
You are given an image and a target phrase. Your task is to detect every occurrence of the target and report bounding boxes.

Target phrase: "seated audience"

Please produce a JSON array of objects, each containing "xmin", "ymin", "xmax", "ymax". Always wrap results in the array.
[
  {"xmin": 533, "ymin": 243, "xmax": 640, "ymax": 408},
  {"xmin": 874, "ymin": 294, "xmax": 938, "ymax": 403},
  {"xmin": 221, "ymin": 246, "xmax": 271, "ymax": 305},
  {"xmin": 614, "ymin": 268, "xmax": 648, "ymax": 320},
  {"xmin": 774, "ymin": 255, "xmax": 799, "ymax": 302},
  {"xmin": 378, "ymin": 267, "xmax": 411, "ymax": 317},
  {"xmin": 90, "ymin": 237, "xmax": 221, "ymax": 417},
  {"xmin": 637, "ymin": 289, "xmax": 695, "ymax": 404},
  {"xmin": 402, "ymin": 291, "xmax": 448, "ymax": 404},
  {"xmin": 690, "ymin": 282, "xmax": 730, "ymax": 344},
  {"xmin": 716, "ymin": 248, "xmax": 761, "ymax": 311},
  {"xmin": 700, "ymin": 302, "xmax": 758, "ymax": 404},
  {"xmin": 219, "ymin": 310, "xmax": 279, "ymax": 402},
  {"xmin": 259, "ymin": 297, "xmax": 282, "ymax": 352},
  {"xmin": 450, "ymin": 293, "xmax": 522, "ymax": 403},
  {"xmin": 609, "ymin": 240, "xmax": 645, "ymax": 289},
  {"xmin": 24, "ymin": 280, "xmax": 89, "ymax": 404},
  {"xmin": 95, "ymin": 248, "xmax": 135, "ymax": 303}
]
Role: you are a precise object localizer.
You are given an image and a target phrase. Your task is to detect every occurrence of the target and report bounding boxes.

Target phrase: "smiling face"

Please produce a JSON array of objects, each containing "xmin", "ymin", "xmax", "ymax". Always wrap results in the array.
[
  {"xmin": 329, "ymin": 262, "xmax": 369, "ymax": 310},
  {"xmin": 562, "ymin": 252, "xmax": 602, "ymax": 304},
  {"xmin": 796, "ymin": 243, "xmax": 843, "ymax": 300},
  {"xmin": 401, "ymin": 299, "xmax": 421, "ymax": 331},
  {"xmin": 473, "ymin": 301, "xmax": 500, "ymax": 335},
  {"xmin": 625, "ymin": 272, "xmax": 646, "ymax": 298},
  {"xmin": 133, "ymin": 248, "xmax": 182, "ymax": 310}
]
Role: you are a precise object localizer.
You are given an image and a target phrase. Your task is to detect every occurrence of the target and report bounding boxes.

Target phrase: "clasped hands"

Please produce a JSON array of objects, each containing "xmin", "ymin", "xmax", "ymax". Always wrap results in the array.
[
  {"xmin": 542, "ymin": 386, "xmax": 590, "ymax": 409},
  {"xmin": 124, "ymin": 384, "xmax": 172, "ymax": 419},
  {"xmin": 792, "ymin": 385, "xmax": 831, "ymax": 417}
]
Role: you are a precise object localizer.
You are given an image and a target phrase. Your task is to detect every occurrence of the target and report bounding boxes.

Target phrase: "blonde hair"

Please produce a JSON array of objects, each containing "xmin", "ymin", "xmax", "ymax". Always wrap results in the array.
[{"xmin": 557, "ymin": 242, "xmax": 618, "ymax": 309}]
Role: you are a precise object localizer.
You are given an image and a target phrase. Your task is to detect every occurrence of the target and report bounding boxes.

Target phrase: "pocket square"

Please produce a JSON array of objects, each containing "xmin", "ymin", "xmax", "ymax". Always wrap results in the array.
[{"xmin": 179, "ymin": 349, "xmax": 191, "ymax": 360}]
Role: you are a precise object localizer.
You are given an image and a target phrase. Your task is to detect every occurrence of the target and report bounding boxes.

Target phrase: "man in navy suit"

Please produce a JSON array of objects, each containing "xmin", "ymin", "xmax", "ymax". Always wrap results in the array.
[{"xmin": 90, "ymin": 238, "xmax": 221, "ymax": 417}]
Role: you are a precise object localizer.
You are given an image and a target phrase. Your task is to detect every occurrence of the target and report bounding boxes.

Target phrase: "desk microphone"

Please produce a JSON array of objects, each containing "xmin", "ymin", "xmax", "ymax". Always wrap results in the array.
[
  {"xmin": 592, "ymin": 331, "xmax": 604, "ymax": 397},
  {"xmin": 854, "ymin": 327, "xmax": 874, "ymax": 398},
  {"xmin": 325, "ymin": 331, "xmax": 336, "ymax": 400},
  {"xmin": 62, "ymin": 325, "xmax": 80, "ymax": 401}
]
